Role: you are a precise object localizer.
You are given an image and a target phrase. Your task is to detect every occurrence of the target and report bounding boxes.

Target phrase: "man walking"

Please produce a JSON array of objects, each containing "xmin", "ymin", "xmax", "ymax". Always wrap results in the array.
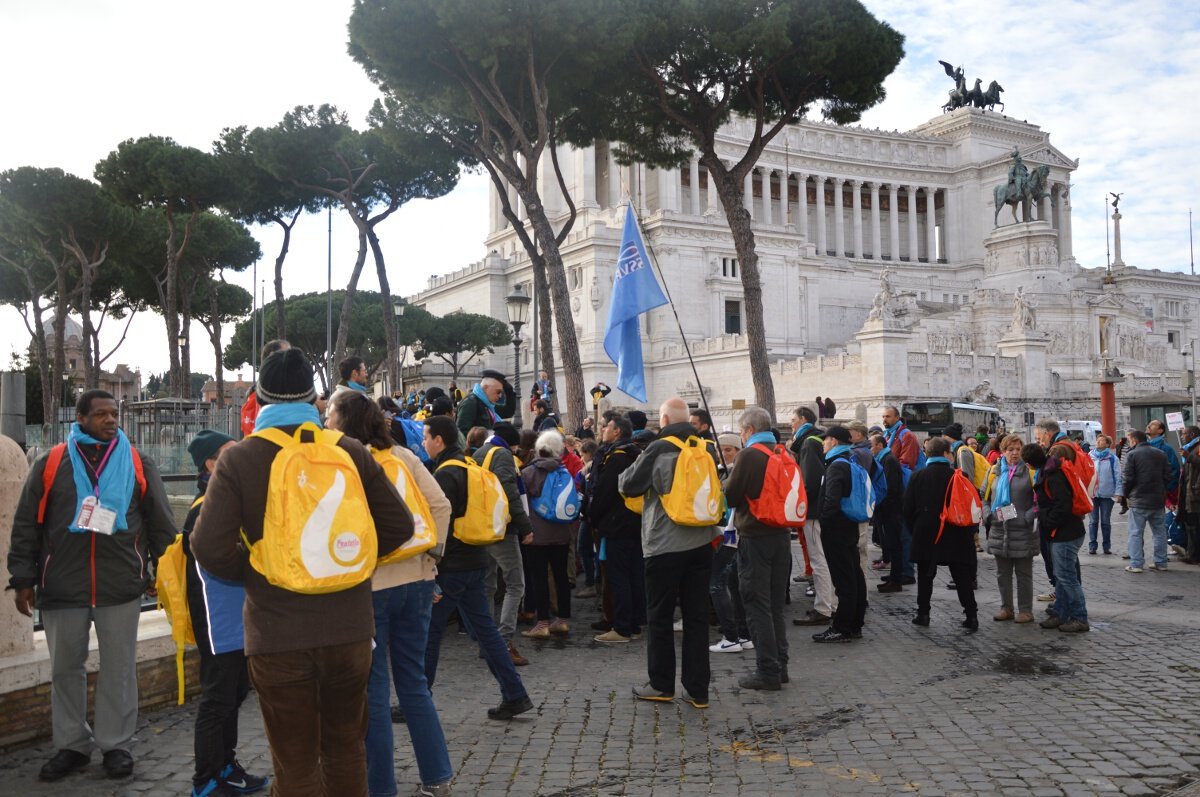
[
  {"xmin": 1121, "ymin": 429, "xmax": 1171, "ymax": 572},
  {"xmin": 8, "ymin": 390, "xmax": 177, "ymax": 782}
]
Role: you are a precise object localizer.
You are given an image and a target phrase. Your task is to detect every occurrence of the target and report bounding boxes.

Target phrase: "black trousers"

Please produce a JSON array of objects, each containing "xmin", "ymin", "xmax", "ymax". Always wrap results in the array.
[
  {"xmin": 644, "ymin": 544, "xmax": 712, "ymax": 700},
  {"xmin": 524, "ymin": 544, "xmax": 571, "ymax": 621},
  {"xmin": 194, "ymin": 649, "xmax": 250, "ymax": 786},
  {"xmin": 1185, "ymin": 512, "xmax": 1200, "ymax": 561},
  {"xmin": 737, "ymin": 533, "xmax": 790, "ymax": 680},
  {"xmin": 916, "ymin": 561, "xmax": 978, "ymax": 618},
  {"xmin": 605, "ymin": 536, "xmax": 646, "ymax": 636},
  {"xmin": 821, "ymin": 528, "xmax": 866, "ymax": 634}
]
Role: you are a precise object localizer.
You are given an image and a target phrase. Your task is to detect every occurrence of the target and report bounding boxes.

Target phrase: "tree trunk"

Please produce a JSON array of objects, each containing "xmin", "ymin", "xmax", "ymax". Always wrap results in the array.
[
  {"xmin": 332, "ymin": 229, "xmax": 370, "ymax": 374},
  {"xmin": 366, "ymin": 227, "xmax": 399, "ymax": 392},
  {"xmin": 205, "ymin": 280, "xmax": 226, "ymax": 408},
  {"xmin": 703, "ymin": 155, "xmax": 776, "ymax": 417},
  {"xmin": 272, "ymin": 214, "xmax": 297, "ymax": 340},
  {"xmin": 163, "ymin": 210, "xmax": 183, "ymax": 398},
  {"xmin": 51, "ymin": 269, "xmax": 70, "ymax": 440},
  {"xmin": 532, "ymin": 253, "xmax": 556, "ymax": 404}
]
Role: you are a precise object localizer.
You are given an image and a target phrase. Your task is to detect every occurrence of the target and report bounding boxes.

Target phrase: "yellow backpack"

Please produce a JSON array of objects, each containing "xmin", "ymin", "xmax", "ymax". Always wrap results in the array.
[
  {"xmin": 244, "ymin": 422, "xmax": 377, "ymax": 594},
  {"xmin": 371, "ymin": 447, "xmax": 438, "ymax": 563},
  {"xmin": 960, "ymin": 445, "xmax": 992, "ymax": 493},
  {"xmin": 659, "ymin": 435, "xmax": 724, "ymax": 526},
  {"xmin": 435, "ymin": 448, "xmax": 510, "ymax": 545},
  {"xmin": 155, "ymin": 518, "xmax": 196, "ymax": 705}
]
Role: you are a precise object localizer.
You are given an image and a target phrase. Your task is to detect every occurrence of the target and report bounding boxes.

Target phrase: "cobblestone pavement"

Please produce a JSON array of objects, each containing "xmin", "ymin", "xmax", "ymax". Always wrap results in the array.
[{"xmin": 3, "ymin": 515, "xmax": 1200, "ymax": 797}]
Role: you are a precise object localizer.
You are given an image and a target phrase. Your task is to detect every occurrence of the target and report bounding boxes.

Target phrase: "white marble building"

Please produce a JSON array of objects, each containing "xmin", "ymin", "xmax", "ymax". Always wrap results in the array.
[{"xmin": 406, "ymin": 106, "xmax": 1199, "ymax": 430}]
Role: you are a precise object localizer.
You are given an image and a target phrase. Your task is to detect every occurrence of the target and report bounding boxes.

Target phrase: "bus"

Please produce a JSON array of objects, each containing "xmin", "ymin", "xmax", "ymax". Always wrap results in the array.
[{"xmin": 899, "ymin": 401, "xmax": 1001, "ymax": 435}]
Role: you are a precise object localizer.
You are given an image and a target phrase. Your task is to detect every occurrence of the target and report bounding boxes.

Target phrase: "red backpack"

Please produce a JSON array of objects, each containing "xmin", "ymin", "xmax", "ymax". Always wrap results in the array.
[
  {"xmin": 936, "ymin": 469, "xmax": 982, "ymax": 543},
  {"xmin": 1049, "ymin": 458, "xmax": 1094, "ymax": 518},
  {"xmin": 1058, "ymin": 438, "xmax": 1094, "ymax": 487},
  {"xmin": 37, "ymin": 444, "xmax": 147, "ymax": 524},
  {"xmin": 746, "ymin": 444, "xmax": 808, "ymax": 528}
]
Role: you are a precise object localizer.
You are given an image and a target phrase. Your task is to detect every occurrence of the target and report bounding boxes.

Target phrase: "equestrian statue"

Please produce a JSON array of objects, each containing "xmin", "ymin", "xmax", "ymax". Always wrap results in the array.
[
  {"xmin": 939, "ymin": 61, "xmax": 1005, "ymax": 113},
  {"xmin": 994, "ymin": 148, "xmax": 1050, "ymax": 226}
]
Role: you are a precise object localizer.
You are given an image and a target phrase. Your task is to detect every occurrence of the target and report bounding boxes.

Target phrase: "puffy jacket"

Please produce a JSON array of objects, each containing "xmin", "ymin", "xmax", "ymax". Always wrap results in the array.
[
  {"xmin": 8, "ymin": 445, "xmax": 176, "ymax": 610},
  {"xmin": 1121, "ymin": 444, "xmax": 1170, "ymax": 509},
  {"xmin": 587, "ymin": 441, "xmax": 642, "ymax": 540},
  {"xmin": 183, "ymin": 486, "xmax": 245, "ymax": 656},
  {"xmin": 1147, "ymin": 435, "xmax": 1181, "ymax": 493},
  {"xmin": 1090, "ymin": 449, "xmax": 1122, "ymax": 499},
  {"xmin": 983, "ymin": 460, "xmax": 1038, "ymax": 559}
]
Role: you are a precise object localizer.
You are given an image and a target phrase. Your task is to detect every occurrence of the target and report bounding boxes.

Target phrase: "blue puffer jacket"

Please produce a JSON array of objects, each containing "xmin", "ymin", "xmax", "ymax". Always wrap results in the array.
[{"xmin": 1090, "ymin": 449, "xmax": 1122, "ymax": 499}]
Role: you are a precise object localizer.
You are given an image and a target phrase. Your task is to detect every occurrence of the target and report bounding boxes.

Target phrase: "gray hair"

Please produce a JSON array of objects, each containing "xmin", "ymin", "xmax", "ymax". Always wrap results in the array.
[
  {"xmin": 535, "ymin": 430, "xmax": 565, "ymax": 458},
  {"xmin": 739, "ymin": 406, "xmax": 774, "ymax": 433},
  {"xmin": 1035, "ymin": 418, "xmax": 1060, "ymax": 434}
]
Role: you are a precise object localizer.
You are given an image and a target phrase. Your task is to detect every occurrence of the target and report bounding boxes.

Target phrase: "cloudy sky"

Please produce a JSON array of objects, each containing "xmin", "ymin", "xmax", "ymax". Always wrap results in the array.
[{"xmin": 1, "ymin": 0, "xmax": 1196, "ymax": 379}]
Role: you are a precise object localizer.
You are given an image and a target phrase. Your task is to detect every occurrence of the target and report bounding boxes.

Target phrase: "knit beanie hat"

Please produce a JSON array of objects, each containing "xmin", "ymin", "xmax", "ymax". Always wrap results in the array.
[
  {"xmin": 257, "ymin": 348, "xmax": 317, "ymax": 405},
  {"xmin": 717, "ymin": 432, "xmax": 742, "ymax": 450},
  {"xmin": 188, "ymin": 430, "xmax": 235, "ymax": 470},
  {"xmin": 942, "ymin": 422, "xmax": 964, "ymax": 440},
  {"xmin": 491, "ymin": 421, "xmax": 520, "ymax": 447}
]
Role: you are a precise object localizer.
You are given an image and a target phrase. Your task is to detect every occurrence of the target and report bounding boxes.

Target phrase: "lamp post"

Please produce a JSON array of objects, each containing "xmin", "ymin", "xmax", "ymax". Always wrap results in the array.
[
  {"xmin": 1186, "ymin": 339, "xmax": 1198, "ymax": 425},
  {"xmin": 177, "ymin": 333, "xmax": 188, "ymax": 399},
  {"xmin": 392, "ymin": 297, "xmax": 408, "ymax": 397},
  {"xmin": 505, "ymin": 284, "xmax": 532, "ymax": 429}
]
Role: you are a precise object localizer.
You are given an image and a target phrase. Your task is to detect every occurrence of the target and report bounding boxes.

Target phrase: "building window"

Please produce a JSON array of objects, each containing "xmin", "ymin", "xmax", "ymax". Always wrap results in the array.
[
  {"xmin": 69, "ymin": 359, "xmax": 76, "ymax": 369},
  {"xmin": 724, "ymin": 300, "xmax": 742, "ymax": 335},
  {"xmin": 721, "ymin": 257, "xmax": 738, "ymax": 278},
  {"xmin": 1164, "ymin": 300, "xmax": 1181, "ymax": 317},
  {"xmin": 1168, "ymin": 330, "xmax": 1178, "ymax": 346}
]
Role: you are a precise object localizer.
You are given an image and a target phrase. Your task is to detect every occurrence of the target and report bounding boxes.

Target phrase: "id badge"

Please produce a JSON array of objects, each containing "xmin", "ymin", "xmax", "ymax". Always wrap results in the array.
[
  {"xmin": 90, "ymin": 504, "xmax": 118, "ymax": 535},
  {"xmin": 996, "ymin": 504, "xmax": 1018, "ymax": 522},
  {"xmin": 74, "ymin": 496, "xmax": 98, "ymax": 529}
]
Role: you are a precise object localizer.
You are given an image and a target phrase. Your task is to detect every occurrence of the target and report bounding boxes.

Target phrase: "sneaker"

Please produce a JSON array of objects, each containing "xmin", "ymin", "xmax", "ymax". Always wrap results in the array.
[
  {"xmin": 672, "ymin": 619, "xmax": 683, "ymax": 632},
  {"xmin": 193, "ymin": 779, "xmax": 241, "ymax": 797},
  {"xmin": 508, "ymin": 643, "xmax": 529, "ymax": 667},
  {"xmin": 487, "ymin": 695, "xmax": 534, "ymax": 720},
  {"xmin": 1171, "ymin": 544, "xmax": 1188, "ymax": 558},
  {"xmin": 1148, "ymin": 563, "xmax": 1168, "ymax": 571},
  {"xmin": 632, "ymin": 683, "xmax": 674, "ymax": 702},
  {"xmin": 738, "ymin": 638, "xmax": 755, "ymax": 650},
  {"xmin": 1058, "ymin": 620, "xmax": 1091, "ymax": 633},
  {"xmin": 709, "ymin": 638, "xmax": 743, "ymax": 653},
  {"xmin": 1039, "ymin": 615, "xmax": 1062, "ymax": 629},
  {"xmin": 39, "ymin": 750, "xmax": 89, "ymax": 782},
  {"xmin": 738, "ymin": 673, "xmax": 782, "ymax": 691},
  {"xmin": 805, "ymin": 586, "xmax": 815, "ymax": 597},
  {"xmin": 870, "ymin": 559, "xmax": 889, "ymax": 570},
  {"xmin": 1037, "ymin": 591, "xmax": 1056, "ymax": 601},
  {"xmin": 594, "ymin": 629, "xmax": 631, "ymax": 643},
  {"xmin": 548, "ymin": 618, "xmax": 570, "ymax": 635},
  {"xmin": 102, "ymin": 749, "xmax": 134, "ymax": 779},
  {"xmin": 413, "ymin": 781, "xmax": 454, "ymax": 797},
  {"xmin": 221, "ymin": 760, "xmax": 268, "ymax": 793},
  {"xmin": 679, "ymin": 690, "xmax": 709, "ymax": 709},
  {"xmin": 575, "ymin": 585, "xmax": 597, "ymax": 598},
  {"xmin": 522, "ymin": 621, "xmax": 551, "ymax": 639},
  {"xmin": 811, "ymin": 627, "xmax": 853, "ymax": 643},
  {"xmin": 793, "ymin": 610, "xmax": 831, "ymax": 626},
  {"xmin": 1124, "ymin": 565, "xmax": 1144, "ymax": 573}
]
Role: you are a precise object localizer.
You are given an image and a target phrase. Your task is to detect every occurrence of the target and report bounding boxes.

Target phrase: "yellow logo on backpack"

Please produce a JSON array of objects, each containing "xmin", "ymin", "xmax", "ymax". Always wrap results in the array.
[
  {"xmin": 246, "ymin": 423, "xmax": 377, "ymax": 594},
  {"xmin": 155, "ymin": 522, "xmax": 195, "ymax": 705},
  {"xmin": 372, "ymin": 447, "xmax": 438, "ymax": 563},
  {"xmin": 435, "ymin": 448, "xmax": 510, "ymax": 545},
  {"xmin": 660, "ymin": 435, "xmax": 724, "ymax": 526}
]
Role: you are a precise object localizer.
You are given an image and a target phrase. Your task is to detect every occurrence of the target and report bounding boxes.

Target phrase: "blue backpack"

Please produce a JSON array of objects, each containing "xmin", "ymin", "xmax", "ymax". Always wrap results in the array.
[
  {"xmin": 397, "ymin": 418, "xmax": 430, "ymax": 463},
  {"xmin": 869, "ymin": 456, "xmax": 891, "ymax": 502},
  {"xmin": 531, "ymin": 466, "xmax": 582, "ymax": 523},
  {"xmin": 838, "ymin": 458, "xmax": 875, "ymax": 522}
]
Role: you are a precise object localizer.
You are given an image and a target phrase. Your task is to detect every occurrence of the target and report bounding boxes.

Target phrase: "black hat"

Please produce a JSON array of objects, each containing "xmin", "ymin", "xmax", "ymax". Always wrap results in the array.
[
  {"xmin": 480, "ymin": 369, "xmax": 507, "ymax": 382},
  {"xmin": 942, "ymin": 423, "xmax": 964, "ymax": 440},
  {"xmin": 423, "ymin": 386, "xmax": 447, "ymax": 403},
  {"xmin": 627, "ymin": 410, "xmax": 648, "ymax": 431},
  {"xmin": 188, "ymin": 430, "xmax": 235, "ymax": 470},
  {"xmin": 257, "ymin": 348, "xmax": 317, "ymax": 405},
  {"xmin": 491, "ymin": 421, "xmax": 520, "ymax": 447},
  {"xmin": 823, "ymin": 426, "xmax": 851, "ymax": 444}
]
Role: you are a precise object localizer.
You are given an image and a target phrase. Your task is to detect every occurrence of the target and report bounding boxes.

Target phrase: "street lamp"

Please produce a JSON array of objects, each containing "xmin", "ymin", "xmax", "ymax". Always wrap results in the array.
[
  {"xmin": 391, "ymin": 296, "xmax": 409, "ymax": 396},
  {"xmin": 505, "ymin": 283, "xmax": 532, "ymax": 429}
]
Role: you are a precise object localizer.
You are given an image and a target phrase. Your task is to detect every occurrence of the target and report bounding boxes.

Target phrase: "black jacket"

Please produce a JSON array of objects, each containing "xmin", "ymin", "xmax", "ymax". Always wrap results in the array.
[
  {"xmin": 818, "ymin": 450, "xmax": 857, "ymax": 540},
  {"xmin": 1121, "ymin": 443, "xmax": 1169, "ymax": 510},
  {"xmin": 432, "ymin": 446, "xmax": 490, "ymax": 572},
  {"xmin": 872, "ymin": 449, "xmax": 905, "ymax": 519},
  {"xmin": 587, "ymin": 440, "xmax": 642, "ymax": 540},
  {"xmin": 903, "ymin": 462, "xmax": 977, "ymax": 565},
  {"xmin": 788, "ymin": 429, "xmax": 826, "ymax": 520},
  {"xmin": 1036, "ymin": 460, "xmax": 1085, "ymax": 542}
]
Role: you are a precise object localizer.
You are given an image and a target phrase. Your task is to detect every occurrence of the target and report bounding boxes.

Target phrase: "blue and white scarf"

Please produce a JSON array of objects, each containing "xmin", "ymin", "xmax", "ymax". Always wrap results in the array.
[
  {"xmin": 66, "ymin": 423, "xmax": 136, "ymax": 532},
  {"xmin": 472, "ymin": 383, "xmax": 500, "ymax": 424},
  {"xmin": 255, "ymin": 402, "xmax": 321, "ymax": 431}
]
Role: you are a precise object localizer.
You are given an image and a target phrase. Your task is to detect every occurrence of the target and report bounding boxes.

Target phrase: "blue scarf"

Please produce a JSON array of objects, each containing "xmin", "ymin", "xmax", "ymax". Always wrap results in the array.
[
  {"xmin": 472, "ymin": 383, "xmax": 499, "ymax": 423},
  {"xmin": 883, "ymin": 421, "xmax": 904, "ymax": 445},
  {"xmin": 254, "ymin": 402, "xmax": 321, "ymax": 431},
  {"xmin": 348, "ymin": 380, "xmax": 367, "ymax": 392},
  {"xmin": 992, "ymin": 458, "xmax": 1014, "ymax": 508},
  {"xmin": 792, "ymin": 422, "xmax": 814, "ymax": 441},
  {"xmin": 925, "ymin": 456, "xmax": 951, "ymax": 465},
  {"xmin": 824, "ymin": 444, "xmax": 852, "ymax": 462},
  {"xmin": 746, "ymin": 431, "xmax": 776, "ymax": 448},
  {"xmin": 1186, "ymin": 438, "xmax": 1200, "ymax": 453},
  {"xmin": 66, "ymin": 423, "xmax": 136, "ymax": 533}
]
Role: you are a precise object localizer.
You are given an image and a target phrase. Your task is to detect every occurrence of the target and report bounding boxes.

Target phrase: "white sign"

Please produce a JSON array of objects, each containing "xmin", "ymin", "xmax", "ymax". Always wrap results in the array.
[{"xmin": 1165, "ymin": 412, "xmax": 1186, "ymax": 432}]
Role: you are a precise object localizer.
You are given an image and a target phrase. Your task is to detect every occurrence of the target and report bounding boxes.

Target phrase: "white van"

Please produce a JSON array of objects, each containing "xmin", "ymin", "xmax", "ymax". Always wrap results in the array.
[{"xmin": 1060, "ymin": 420, "xmax": 1103, "ymax": 447}]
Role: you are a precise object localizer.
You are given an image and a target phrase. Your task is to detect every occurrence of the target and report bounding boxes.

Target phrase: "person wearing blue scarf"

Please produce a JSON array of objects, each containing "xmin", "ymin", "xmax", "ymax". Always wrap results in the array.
[
  {"xmin": 1087, "ymin": 435, "xmax": 1122, "ymax": 555},
  {"xmin": 984, "ymin": 436, "xmax": 1038, "ymax": 622},
  {"xmin": 787, "ymin": 406, "xmax": 834, "ymax": 627},
  {"xmin": 332, "ymin": 355, "xmax": 369, "ymax": 402},
  {"xmin": 455, "ymin": 370, "xmax": 515, "ymax": 438},
  {"xmin": 8, "ymin": 389, "xmax": 177, "ymax": 781},
  {"xmin": 812, "ymin": 426, "xmax": 867, "ymax": 644}
]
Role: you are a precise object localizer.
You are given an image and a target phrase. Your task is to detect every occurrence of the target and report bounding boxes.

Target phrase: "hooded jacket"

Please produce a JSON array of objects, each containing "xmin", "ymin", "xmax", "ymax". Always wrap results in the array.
[
  {"xmin": 521, "ymin": 455, "xmax": 577, "ymax": 546},
  {"xmin": 587, "ymin": 439, "xmax": 642, "ymax": 540}
]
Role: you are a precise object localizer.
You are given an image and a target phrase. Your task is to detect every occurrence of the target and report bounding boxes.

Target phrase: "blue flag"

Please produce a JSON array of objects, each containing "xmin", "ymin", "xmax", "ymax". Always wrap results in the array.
[{"xmin": 604, "ymin": 204, "xmax": 668, "ymax": 402}]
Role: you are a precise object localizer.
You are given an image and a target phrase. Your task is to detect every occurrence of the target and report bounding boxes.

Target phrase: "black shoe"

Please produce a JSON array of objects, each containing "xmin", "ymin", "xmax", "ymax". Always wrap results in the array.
[
  {"xmin": 946, "ymin": 581, "xmax": 957, "ymax": 589},
  {"xmin": 812, "ymin": 627, "xmax": 853, "ymax": 643},
  {"xmin": 780, "ymin": 670, "xmax": 789, "ymax": 684},
  {"xmin": 487, "ymin": 695, "xmax": 534, "ymax": 720},
  {"xmin": 39, "ymin": 750, "xmax": 89, "ymax": 782},
  {"xmin": 738, "ymin": 673, "xmax": 782, "ymax": 691},
  {"xmin": 900, "ymin": 576, "xmax": 916, "ymax": 585},
  {"xmin": 102, "ymin": 749, "xmax": 134, "ymax": 779},
  {"xmin": 962, "ymin": 616, "xmax": 979, "ymax": 632},
  {"xmin": 877, "ymin": 581, "xmax": 902, "ymax": 593},
  {"xmin": 391, "ymin": 705, "xmax": 406, "ymax": 723},
  {"xmin": 793, "ymin": 610, "xmax": 831, "ymax": 626},
  {"xmin": 849, "ymin": 629, "xmax": 863, "ymax": 639},
  {"xmin": 912, "ymin": 613, "xmax": 930, "ymax": 626},
  {"xmin": 590, "ymin": 620, "xmax": 612, "ymax": 632},
  {"xmin": 220, "ymin": 760, "xmax": 269, "ymax": 794}
]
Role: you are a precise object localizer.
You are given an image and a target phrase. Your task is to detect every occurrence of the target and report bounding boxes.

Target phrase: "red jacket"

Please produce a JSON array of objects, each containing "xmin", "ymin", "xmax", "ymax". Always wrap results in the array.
[
  {"xmin": 240, "ymin": 391, "xmax": 259, "ymax": 438},
  {"xmin": 887, "ymin": 423, "xmax": 920, "ymax": 470}
]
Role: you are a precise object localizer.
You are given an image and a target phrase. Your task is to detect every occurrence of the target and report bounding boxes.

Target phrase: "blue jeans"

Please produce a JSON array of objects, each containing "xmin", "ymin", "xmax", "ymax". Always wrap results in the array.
[
  {"xmin": 1127, "ymin": 506, "xmax": 1167, "ymax": 568},
  {"xmin": 1050, "ymin": 537, "xmax": 1087, "ymax": 623},
  {"xmin": 425, "ymin": 568, "xmax": 528, "ymax": 703},
  {"xmin": 368, "ymin": 582, "xmax": 452, "ymax": 796},
  {"xmin": 1088, "ymin": 497, "xmax": 1114, "ymax": 552}
]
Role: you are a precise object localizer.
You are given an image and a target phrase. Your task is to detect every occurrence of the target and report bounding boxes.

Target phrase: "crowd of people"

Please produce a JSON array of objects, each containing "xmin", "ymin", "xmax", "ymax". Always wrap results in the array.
[{"xmin": 7, "ymin": 343, "xmax": 1199, "ymax": 797}]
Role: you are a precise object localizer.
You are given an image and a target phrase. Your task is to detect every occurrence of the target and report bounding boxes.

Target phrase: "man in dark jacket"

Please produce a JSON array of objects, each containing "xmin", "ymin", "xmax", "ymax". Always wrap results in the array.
[
  {"xmin": 589, "ymin": 414, "xmax": 645, "ymax": 642},
  {"xmin": 423, "ymin": 415, "xmax": 533, "ymax": 721},
  {"xmin": 476, "ymin": 422, "xmax": 535, "ymax": 666},
  {"xmin": 1179, "ymin": 425, "xmax": 1200, "ymax": 564},
  {"xmin": 1146, "ymin": 419, "xmax": 1182, "ymax": 494},
  {"xmin": 869, "ymin": 433, "xmax": 910, "ymax": 593},
  {"xmin": 789, "ymin": 406, "xmax": 832, "ymax": 625},
  {"xmin": 1121, "ymin": 429, "xmax": 1171, "ymax": 572},
  {"xmin": 455, "ymin": 369, "xmax": 516, "ymax": 438},
  {"xmin": 1030, "ymin": 444, "xmax": 1089, "ymax": 632},
  {"xmin": 814, "ymin": 426, "xmax": 865, "ymax": 643},
  {"xmin": 8, "ymin": 389, "xmax": 177, "ymax": 782},
  {"xmin": 724, "ymin": 407, "xmax": 793, "ymax": 690},
  {"xmin": 192, "ymin": 348, "xmax": 415, "ymax": 795}
]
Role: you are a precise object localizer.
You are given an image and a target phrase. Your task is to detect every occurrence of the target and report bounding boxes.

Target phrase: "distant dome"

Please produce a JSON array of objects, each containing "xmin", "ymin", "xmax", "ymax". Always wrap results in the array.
[{"xmin": 42, "ymin": 316, "xmax": 83, "ymax": 341}]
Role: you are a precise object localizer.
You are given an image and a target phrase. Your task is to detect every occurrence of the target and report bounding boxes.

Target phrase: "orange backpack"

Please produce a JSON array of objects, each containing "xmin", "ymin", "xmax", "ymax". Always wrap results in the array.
[
  {"xmin": 37, "ymin": 443, "xmax": 147, "ymax": 524},
  {"xmin": 1049, "ymin": 458, "xmax": 1094, "ymax": 518},
  {"xmin": 936, "ymin": 469, "xmax": 982, "ymax": 543},
  {"xmin": 746, "ymin": 444, "xmax": 808, "ymax": 528}
]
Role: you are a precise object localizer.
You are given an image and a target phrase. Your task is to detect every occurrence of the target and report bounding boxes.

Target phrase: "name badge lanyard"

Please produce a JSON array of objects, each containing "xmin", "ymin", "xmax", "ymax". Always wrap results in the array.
[{"xmin": 75, "ymin": 439, "xmax": 118, "ymax": 500}]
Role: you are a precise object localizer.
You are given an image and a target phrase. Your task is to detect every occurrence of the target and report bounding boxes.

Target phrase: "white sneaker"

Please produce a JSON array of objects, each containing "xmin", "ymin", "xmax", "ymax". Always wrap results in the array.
[
  {"xmin": 738, "ymin": 638, "xmax": 755, "ymax": 650},
  {"xmin": 673, "ymin": 619, "xmax": 683, "ymax": 632},
  {"xmin": 1125, "ymin": 565, "xmax": 1144, "ymax": 573},
  {"xmin": 709, "ymin": 638, "xmax": 742, "ymax": 653},
  {"xmin": 1148, "ymin": 563, "xmax": 1168, "ymax": 571}
]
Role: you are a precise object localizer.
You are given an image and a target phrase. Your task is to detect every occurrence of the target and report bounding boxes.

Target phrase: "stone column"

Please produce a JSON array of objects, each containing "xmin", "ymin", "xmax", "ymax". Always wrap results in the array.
[
  {"xmin": 1060, "ymin": 184, "xmax": 1074, "ymax": 259},
  {"xmin": 833, "ymin": 178, "xmax": 845, "ymax": 257},
  {"xmin": 576, "ymin": 145, "xmax": 597, "ymax": 209},
  {"xmin": 706, "ymin": 164, "xmax": 719, "ymax": 213},
  {"xmin": 797, "ymin": 173, "xmax": 809, "ymax": 240},
  {"xmin": 689, "ymin": 157, "xmax": 701, "ymax": 215},
  {"xmin": 906, "ymin": 185, "xmax": 919, "ymax": 261},
  {"xmin": 925, "ymin": 187, "xmax": 938, "ymax": 262},
  {"xmin": 888, "ymin": 184, "xmax": 900, "ymax": 260},
  {"xmin": 0, "ymin": 435, "xmax": 32, "ymax": 657},
  {"xmin": 1040, "ymin": 193, "xmax": 1052, "ymax": 225},
  {"xmin": 851, "ymin": 180, "xmax": 863, "ymax": 258},
  {"xmin": 607, "ymin": 149, "xmax": 621, "ymax": 208},
  {"xmin": 943, "ymin": 187, "xmax": 959, "ymax": 262},
  {"xmin": 489, "ymin": 183, "xmax": 502, "ymax": 232},
  {"xmin": 743, "ymin": 171, "xmax": 754, "ymax": 214},
  {"xmin": 869, "ymin": 182, "xmax": 881, "ymax": 259},
  {"xmin": 656, "ymin": 168, "xmax": 672, "ymax": 213},
  {"xmin": 814, "ymin": 176, "xmax": 827, "ymax": 255},
  {"xmin": 1112, "ymin": 210, "xmax": 1125, "ymax": 267},
  {"xmin": 761, "ymin": 168, "xmax": 773, "ymax": 225}
]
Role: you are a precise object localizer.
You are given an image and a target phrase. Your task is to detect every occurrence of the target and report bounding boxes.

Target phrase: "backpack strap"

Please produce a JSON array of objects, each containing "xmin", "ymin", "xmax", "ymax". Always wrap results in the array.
[
  {"xmin": 435, "ymin": 458, "xmax": 469, "ymax": 472},
  {"xmin": 131, "ymin": 447, "xmax": 147, "ymax": 499},
  {"xmin": 190, "ymin": 495, "xmax": 205, "ymax": 510},
  {"xmin": 481, "ymin": 446, "xmax": 500, "ymax": 471},
  {"xmin": 37, "ymin": 444, "xmax": 67, "ymax": 525}
]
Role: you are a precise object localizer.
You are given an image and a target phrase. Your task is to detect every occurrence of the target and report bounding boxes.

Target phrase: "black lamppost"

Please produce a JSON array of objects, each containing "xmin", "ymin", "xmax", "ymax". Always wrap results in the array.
[
  {"xmin": 505, "ymin": 284, "xmax": 531, "ymax": 429},
  {"xmin": 392, "ymin": 297, "xmax": 408, "ymax": 396},
  {"xmin": 177, "ymin": 334, "xmax": 188, "ymax": 399}
]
